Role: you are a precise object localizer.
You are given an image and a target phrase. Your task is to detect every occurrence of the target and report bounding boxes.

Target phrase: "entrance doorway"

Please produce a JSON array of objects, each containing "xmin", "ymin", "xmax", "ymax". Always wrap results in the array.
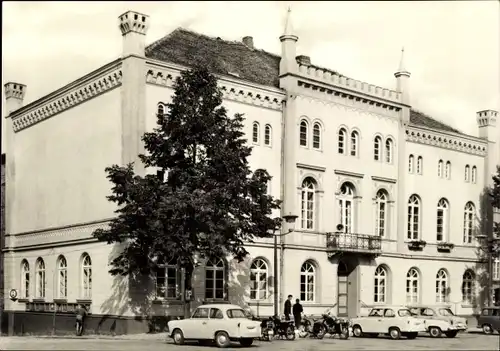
[{"xmin": 337, "ymin": 261, "xmax": 349, "ymax": 317}]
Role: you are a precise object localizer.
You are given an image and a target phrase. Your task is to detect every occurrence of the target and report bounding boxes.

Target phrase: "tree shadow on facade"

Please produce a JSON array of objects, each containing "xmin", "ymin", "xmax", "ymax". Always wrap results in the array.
[{"xmin": 474, "ymin": 188, "xmax": 493, "ymax": 313}]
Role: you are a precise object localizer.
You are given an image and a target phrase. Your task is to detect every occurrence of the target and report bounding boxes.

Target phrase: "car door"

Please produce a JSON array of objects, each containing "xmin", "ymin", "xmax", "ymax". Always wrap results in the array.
[
  {"xmin": 208, "ymin": 308, "xmax": 226, "ymax": 337},
  {"xmin": 189, "ymin": 307, "xmax": 211, "ymax": 339},
  {"xmin": 491, "ymin": 309, "xmax": 500, "ymax": 330},
  {"xmin": 365, "ymin": 308, "xmax": 383, "ymax": 332},
  {"xmin": 382, "ymin": 308, "xmax": 396, "ymax": 333}
]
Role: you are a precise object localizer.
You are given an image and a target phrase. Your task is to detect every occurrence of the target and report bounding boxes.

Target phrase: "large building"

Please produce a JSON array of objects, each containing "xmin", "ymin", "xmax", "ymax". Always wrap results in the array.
[{"xmin": 2, "ymin": 10, "xmax": 499, "ymax": 335}]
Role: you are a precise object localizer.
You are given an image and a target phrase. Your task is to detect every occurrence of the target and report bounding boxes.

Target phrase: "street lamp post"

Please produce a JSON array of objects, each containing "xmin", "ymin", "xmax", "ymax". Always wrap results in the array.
[{"xmin": 274, "ymin": 215, "xmax": 297, "ymax": 317}]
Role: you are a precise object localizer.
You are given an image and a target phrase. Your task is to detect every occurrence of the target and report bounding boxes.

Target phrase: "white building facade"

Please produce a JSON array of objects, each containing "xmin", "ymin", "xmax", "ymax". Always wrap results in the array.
[{"xmin": 2, "ymin": 10, "xmax": 499, "ymax": 334}]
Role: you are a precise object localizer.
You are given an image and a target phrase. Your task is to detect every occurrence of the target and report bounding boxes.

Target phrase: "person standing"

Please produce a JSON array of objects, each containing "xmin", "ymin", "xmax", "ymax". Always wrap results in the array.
[
  {"xmin": 293, "ymin": 299, "xmax": 303, "ymax": 328},
  {"xmin": 284, "ymin": 295, "xmax": 292, "ymax": 320},
  {"xmin": 75, "ymin": 304, "xmax": 87, "ymax": 335}
]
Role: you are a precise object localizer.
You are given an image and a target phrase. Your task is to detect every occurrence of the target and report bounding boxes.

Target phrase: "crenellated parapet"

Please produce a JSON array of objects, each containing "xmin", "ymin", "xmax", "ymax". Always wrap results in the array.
[
  {"xmin": 10, "ymin": 61, "xmax": 123, "ymax": 132},
  {"xmin": 405, "ymin": 126, "xmax": 487, "ymax": 156},
  {"xmin": 146, "ymin": 62, "xmax": 284, "ymax": 111},
  {"xmin": 296, "ymin": 62, "xmax": 402, "ymax": 103}
]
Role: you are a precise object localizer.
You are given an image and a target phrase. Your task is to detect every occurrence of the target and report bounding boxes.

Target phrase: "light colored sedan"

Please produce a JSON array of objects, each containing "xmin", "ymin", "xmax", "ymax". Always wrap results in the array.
[
  {"xmin": 408, "ymin": 306, "xmax": 466, "ymax": 337},
  {"xmin": 167, "ymin": 303, "xmax": 262, "ymax": 348},
  {"xmin": 351, "ymin": 306, "xmax": 426, "ymax": 340}
]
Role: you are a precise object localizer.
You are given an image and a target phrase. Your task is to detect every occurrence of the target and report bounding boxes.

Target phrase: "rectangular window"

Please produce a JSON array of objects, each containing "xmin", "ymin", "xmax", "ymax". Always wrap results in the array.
[
  {"xmin": 156, "ymin": 265, "xmax": 179, "ymax": 299},
  {"xmin": 436, "ymin": 209, "xmax": 444, "ymax": 242}
]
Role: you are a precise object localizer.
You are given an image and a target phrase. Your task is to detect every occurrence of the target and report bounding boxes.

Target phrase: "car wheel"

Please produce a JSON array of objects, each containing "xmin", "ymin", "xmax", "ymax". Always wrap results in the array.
[
  {"xmin": 444, "ymin": 330, "xmax": 458, "ymax": 338},
  {"xmin": 240, "ymin": 338, "xmax": 253, "ymax": 347},
  {"xmin": 215, "ymin": 331, "xmax": 231, "ymax": 348},
  {"xmin": 389, "ymin": 327, "xmax": 401, "ymax": 340},
  {"xmin": 352, "ymin": 325, "xmax": 363, "ymax": 337},
  {"xmin": 482, "ymin": 324, "xmax": 494, "ymax": 335},
  {"xmin": 429, "ymin": 327, "xmax": 442, "ymax": 338},
  {"xmin": 406, "ymin": 332, "xmax": 418, "ymax": 339},
  {"xmin": 172, "ymin": 329, "xmax": 185, "ymax": 345}
]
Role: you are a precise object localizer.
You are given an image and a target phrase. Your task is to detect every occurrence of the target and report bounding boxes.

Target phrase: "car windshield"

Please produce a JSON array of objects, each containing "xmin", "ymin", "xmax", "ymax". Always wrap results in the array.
[
  {"xmin": 439, "ymin": 308, "xmax": 454, "ymax": 316},
  {"xmin": 398, "ymin": 309, "xmax": 413, "ymax": 317},
  {"xmin": 227, "ymin": 309, "xmax": 247, "ymax": 319}
]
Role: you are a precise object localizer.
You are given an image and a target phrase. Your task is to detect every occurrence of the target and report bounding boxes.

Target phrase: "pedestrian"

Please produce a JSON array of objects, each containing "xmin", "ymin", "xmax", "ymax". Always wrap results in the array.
[
  {"xmin": 75, "ymin": 304, "xmax": 87, "ymax": 335},
  {"xmin": 284, "ymin": 294, "xmax": 292, "ymax": 320},
  {"xmin": 293, "ymin": 299, "xmax": 303, "ymax": 328}
]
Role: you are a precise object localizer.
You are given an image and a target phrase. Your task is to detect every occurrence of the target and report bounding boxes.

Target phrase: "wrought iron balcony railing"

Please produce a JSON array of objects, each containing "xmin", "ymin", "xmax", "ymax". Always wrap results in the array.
[{"xmin": 326, "ymin": 232, "xmax": 382, "ymax": 256}]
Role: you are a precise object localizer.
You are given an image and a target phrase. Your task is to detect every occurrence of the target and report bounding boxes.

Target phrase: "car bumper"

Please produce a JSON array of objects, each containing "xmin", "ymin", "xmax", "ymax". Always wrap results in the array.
[{"xmin": 240, "ymin": 329, "xmax": 262, "ymax": 338}]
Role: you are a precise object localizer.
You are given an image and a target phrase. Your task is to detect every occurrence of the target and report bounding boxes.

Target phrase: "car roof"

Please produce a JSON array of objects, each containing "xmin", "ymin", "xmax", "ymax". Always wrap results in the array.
[
  {"xmin": 407, "ymin": 305, "xmax": 452, "ymax": 309},
  {"xmin": 197, "ymin": 304, "xmax": 243, "ymax": 310},
  {"xmin": 370, "ymin": 305, "xmax": 409, "ymax": 310}
]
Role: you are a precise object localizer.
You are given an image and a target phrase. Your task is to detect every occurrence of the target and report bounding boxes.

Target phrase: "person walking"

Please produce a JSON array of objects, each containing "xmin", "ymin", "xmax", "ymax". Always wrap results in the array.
[
  {"xmin": 293, "ymin": 299, "xmax": 303, "ymax": 328},
  {"xmin": 75, "ymin": 304, "xmax": 88, "ymax": 335},
  {"xmin": 284, "ymin": 295, "xmax": 293, "ymax": 320}
]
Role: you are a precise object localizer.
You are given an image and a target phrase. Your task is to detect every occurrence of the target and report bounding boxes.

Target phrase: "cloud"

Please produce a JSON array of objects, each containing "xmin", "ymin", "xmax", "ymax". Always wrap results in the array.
[{"xmin": 2, "ymin": 0, "xmax": 499, "ymax": 142}]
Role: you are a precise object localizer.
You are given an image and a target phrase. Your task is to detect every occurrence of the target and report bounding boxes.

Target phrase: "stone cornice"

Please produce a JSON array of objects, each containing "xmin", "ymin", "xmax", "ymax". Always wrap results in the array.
[
  {"xmin": 294, "ymin": 85, "xmax": 401, "ymax": 122},
  {"xmin": 145, "ymin": 61, "xmax": 285, "ymax": 111},
  {"xmin": 405, "ymin": 125, "xmax": 487, "ymax": 156},
  {"xmin": 10, "ymin": 60, "xmax": 123, "ymax": 132},
  {"xmin": 296, "ymin": 163, "xmax": 326, "ymax": 172},
  {"xmin": 334, "ymin": 169, "xmax": 364, "ymax": 179}
]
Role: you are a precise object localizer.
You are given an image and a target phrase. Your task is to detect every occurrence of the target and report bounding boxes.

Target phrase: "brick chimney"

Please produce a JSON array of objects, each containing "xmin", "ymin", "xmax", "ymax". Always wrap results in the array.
[{"xmin": 242, "ymin": 36, "xmax": 254, "ymax": 49}]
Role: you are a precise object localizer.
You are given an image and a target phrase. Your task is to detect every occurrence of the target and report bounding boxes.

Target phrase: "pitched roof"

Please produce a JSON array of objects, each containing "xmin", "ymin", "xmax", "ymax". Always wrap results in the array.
[
  {"xmin": 145, "ymin": 28, "xmax": 466, "ymax": 136},
  {"xmin": 409, "ymin": 109, "xmax": 462, "ymax": 134},
  {"xmin": 145, "ymin": 28, "xmax": 281, "ymax": 88}
]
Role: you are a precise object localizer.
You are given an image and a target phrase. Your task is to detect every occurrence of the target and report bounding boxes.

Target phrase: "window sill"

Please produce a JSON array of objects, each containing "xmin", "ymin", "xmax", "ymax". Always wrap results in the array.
[
  {"xmin": 32, "ymin": 298, "xmax": 46, "ymax": 302},
  {"xmin": 76, "ymin": 299, "xmax": 92, "ymax": 304},
  {"xmin": 18, "ymin": 298, "xmax": 29, "ymax": 303},
  {"xmin": 53, "ymin": 299, "xmax": 68, "ymax": 304},
  {"xmin": 152, "ymin": 299, "xmax": 183, "ymax": 305}
]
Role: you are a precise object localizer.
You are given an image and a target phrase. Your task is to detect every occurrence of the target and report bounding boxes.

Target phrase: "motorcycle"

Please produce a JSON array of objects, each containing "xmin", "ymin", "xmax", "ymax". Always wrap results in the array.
[
  {"xmin": 271, "ymin": 315, "xmax": 296, "ymax": 340},
  {"xmin": 298, "ymin": 314, "xmax": 325, "ymax": 338},
  {"xmin": 244, "ymin": 311, "xmax": 274, "ymax": 341},
  {"xmin": 317, "ymin": 312, "xmax": 350, "ymax": 339}
]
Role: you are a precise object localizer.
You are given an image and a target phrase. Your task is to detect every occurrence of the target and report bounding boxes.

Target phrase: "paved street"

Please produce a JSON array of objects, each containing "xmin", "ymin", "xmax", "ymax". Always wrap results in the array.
[{"xmin": 1, "ymin": 332, "xmax": 498, "ymax": 350}]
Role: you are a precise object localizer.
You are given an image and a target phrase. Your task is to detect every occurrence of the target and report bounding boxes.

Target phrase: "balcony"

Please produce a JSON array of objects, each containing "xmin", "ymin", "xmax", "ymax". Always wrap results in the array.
[{"xmin": 326, "ymin": 232, "xmax": 382, "ymax": 258}]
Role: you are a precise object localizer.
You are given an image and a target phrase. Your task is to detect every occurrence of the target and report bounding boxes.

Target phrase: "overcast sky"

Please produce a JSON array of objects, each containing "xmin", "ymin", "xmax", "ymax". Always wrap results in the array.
[{"xmin": 2, "ymin": 1, "xmax": 499, "ymax": 151}]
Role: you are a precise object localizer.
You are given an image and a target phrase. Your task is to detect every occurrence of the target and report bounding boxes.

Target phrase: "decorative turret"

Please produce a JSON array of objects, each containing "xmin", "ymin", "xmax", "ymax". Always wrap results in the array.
[
  {"xmin": 477, "ymin": 109, "xmax": 498, "ymax": 140},
  {"xmin": 119, "ymin": 10, "xmax": 150, "ymax": 57},
  {"xmin": 279, "ymin": 7, "xmax": 298, "ymax": 76},
  {"xmin": 4, "ymin": 82, "xmax": 26, "ymax": 116},
  {"xmin": 394, "ymin": 47, "xmax": 411, "ymax": 105}
]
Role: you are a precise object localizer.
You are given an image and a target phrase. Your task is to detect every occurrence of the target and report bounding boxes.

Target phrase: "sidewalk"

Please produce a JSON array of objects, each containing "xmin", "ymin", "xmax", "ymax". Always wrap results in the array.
[{"xmin": 3, "ymin": 333, "xmax": 168, "ymax": 341}]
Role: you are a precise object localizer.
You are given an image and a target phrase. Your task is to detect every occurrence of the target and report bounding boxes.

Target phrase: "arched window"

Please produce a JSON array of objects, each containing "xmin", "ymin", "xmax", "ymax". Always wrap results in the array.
[
  {"xmin": 373, "ymin": 136, "xmax": 382, "ymax": 161},
  {"xmin": 407, "ymin": 195, "xmax": 421, "ymax": 240},
  {"xmin": 300, "ymin": 178, "xmax": 317, "ymax": 230},
  {"xmin": 406, "ymin": 268, "xmax": 420, "ymax": 304},
  {"xmin": 445, "ymin": 161, "xmax": 451, "ymax": 179},
  {"xmin": 463, "ymin": 202, "xmax": 475, "ymax": 244},
  {"xmin": 81, "ymin": 254, "xmax": 92, "ymax": 299},
  {"xmin": 157, "ymin": 103, "xmax": 165, "ymax": 116},
  {"xmin": 408, "ymin": 155, "xmax": 414, "ymax": 173},
  {"xmin": 57, "ymin": 256, "xmax": 68, "ymax": 299},
  {"xmin": 438, "ymin": 160, "xmax": 443, "ymax": 178},
  {"xmin": 417, "ymin": 156, "xmax": 423, "ymax": 174},
  {"xmin": 21, "ymin": 260, "xmax": 30, "ymax": 299},
  {"xmin": 338, "ymin": 128, "xmax": 347, "ymax": 154},
  {"xmin": 300, "ymin": 261, "xmax": 316, "ymax": 302},
  {"xmin": 264, "ymin": 124, "xmax": 272, "ymax": 146},
  {"xmin": 350, "ymin": 131, "xmax": 359, "ymax": 156},
  {"xmin": 374, "ymin": 265, "xmax": 388, "ymax": 303},
  {"xmin": 35, "ymin": 258, "xmax": 45, "ymax": 299},
  {"xmin": 156, "ymin": 258, "xmax": 180, "ymax": 300},
  {"xmin": 385, "ymin": 138, "xmax": 393, "ymax": 163},
  {"xmin": 436, "ymin": 198, "xmax": 449, "ymax": 242},
  {"xmin": 312, "ymin": 123, "xmax": 321, "ymax": 149},
  {"xmin": 375, "ymin": 189, "xmax": 388, "ymax": 237},
  {"xmin": 436, "ymin": 269, "xmax": 449, "ymax": 303},
  {"xmin": 462, "ymin": 270, "xmax": 475, "ymax": 304},
  {"xmin": 471, "ymin": 166, "xmax": 477, "ymax": 183},
  {"xmin": 465, "ymin": 165, "xmax": 470, "ymax": 182},
  {"xmin": 299, "ymin": 120, "xmax": 308, "ymax": 147},
  {"xmin": 250, "ymin": 259, "xmax": 268, "ymax": 300},
  {"xmin": 338, "ymin": 182, "xmax": 355, "ymax": 233},
  {"xmin": 252, "ymin": 122, "xmax": 260, "ymax": 144},
  {"xmin": 205, "ymin": 258, "xmax": 225, "ymax": 300}
]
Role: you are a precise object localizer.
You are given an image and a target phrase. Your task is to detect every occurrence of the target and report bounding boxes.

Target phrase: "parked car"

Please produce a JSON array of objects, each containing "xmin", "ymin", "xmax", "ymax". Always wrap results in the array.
[
  {"xmin": 167, "ymin": 304, "xmax": 262, "ymax": 348},
  {"xmin": 407, "ymin": 306, "xmax": 463, "ymax": 338},
  {"xmin": 476, "ymin": 306, "xmax": 500, "ymax": 335},
  {"xmin": 351, "ymin": 306, "xmax": 426, "ymax": 340}
]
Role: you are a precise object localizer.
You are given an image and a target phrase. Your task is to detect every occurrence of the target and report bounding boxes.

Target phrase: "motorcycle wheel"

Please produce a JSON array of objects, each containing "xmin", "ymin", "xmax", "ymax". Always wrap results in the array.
[
  {"xmin": 298, "ymin": 325, "xmax": 309, "ymax": 338},
  {"xmin": 340, "ymin": 328, "xmax": 350, "ymax": 339},
  {"xmin": 316, "ymin": 326, "xmax": 326, "ymax": 340},
  {"xmin": 286, "ymin": 327, "xmax": 296, "ymax": 340}
]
